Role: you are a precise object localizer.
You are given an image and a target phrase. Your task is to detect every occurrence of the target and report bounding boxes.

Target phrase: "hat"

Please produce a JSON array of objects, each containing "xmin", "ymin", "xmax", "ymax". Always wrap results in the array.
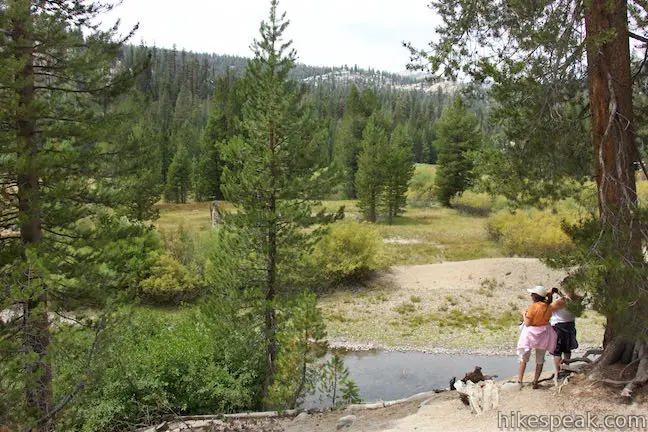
[{"xmin": 527, "ymin": 285, "xmax": 548, "ymax": 296}]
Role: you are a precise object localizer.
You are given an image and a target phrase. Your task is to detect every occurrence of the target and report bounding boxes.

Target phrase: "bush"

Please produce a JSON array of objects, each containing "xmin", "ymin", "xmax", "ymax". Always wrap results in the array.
[
  {"xmin": 450, "ymin": 191, "xmax": 507, "ymax": 216},
  {"xmin": 139, "ymin": 252, "xmax": 204, "ymax": 304},
  {"xmin": 53, "ymin": 307, "xmax": 263, "ymax": 431},
  {"xmin": 487, "ymin": 208, "xmax": 576, "ymax": 256},
  {"xmin": 408, "ymin": 165, "xmax": 437, "ymax": 206},
  {"xmin": 309, "ymin": 222, "xmax": 384, "ymax": 286}
]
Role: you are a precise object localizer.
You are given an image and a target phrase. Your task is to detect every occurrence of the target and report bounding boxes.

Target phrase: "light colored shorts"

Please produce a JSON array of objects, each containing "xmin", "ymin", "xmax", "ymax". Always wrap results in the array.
[{"xmin": 519, "ymin": 348, "xmax": 546, "ymax": 364}]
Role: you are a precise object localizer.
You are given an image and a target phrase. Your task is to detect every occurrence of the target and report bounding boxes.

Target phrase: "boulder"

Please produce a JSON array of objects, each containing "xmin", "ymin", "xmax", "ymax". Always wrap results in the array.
[{"xmin": 337, "ymin": 414, "xmax": 357, "ymax": 429}]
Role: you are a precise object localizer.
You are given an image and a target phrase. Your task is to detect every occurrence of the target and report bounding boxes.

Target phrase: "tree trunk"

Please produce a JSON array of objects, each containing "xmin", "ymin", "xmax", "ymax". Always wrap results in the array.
[
  {"xmin": 585, "ymin": 0, "xmax": 640, "ymax": 335},
  {"xmin": 263, "ymin": 126, "xmax": 278, "ymax": 405},
  {"xmin": 263, "ymin": 222, "xmax": 277, "ymax": 404},
  {"xmin": 13, "ymin": 4, "xmax": 53, "ymax": 429},
  {"xmin": 584, "ymin": 0, "xmax": 648, "ymax": 399},
  {"xmin": 585, "ymin": 0, "xmax": 637, "ymax": 241}
]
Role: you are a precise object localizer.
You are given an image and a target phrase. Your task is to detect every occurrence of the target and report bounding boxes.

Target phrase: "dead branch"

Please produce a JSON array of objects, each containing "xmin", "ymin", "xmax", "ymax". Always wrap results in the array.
[
  {"xmin": 629, "ymin": 31, "xmax": 648, "ymax": 44},
  {"xmin": 563, "ymin": 357, "xmax": 593, "ymax": 364}
]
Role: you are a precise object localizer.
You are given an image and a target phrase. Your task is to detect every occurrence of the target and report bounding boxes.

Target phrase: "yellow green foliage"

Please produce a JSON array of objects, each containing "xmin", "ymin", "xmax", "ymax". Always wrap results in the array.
[
  {"xmin": 450, "ymin": 191, "xmax": 508, "ymax": 215},
  {"xmin": 139, "ymin": 252, "xmax": 202, "ymax": 304},
  {"xmin": 407, "ymin": 164, "xmax": 437, "ymax": 205},
  {"xmin": 487, "ymin": 207, "xmax": 579, "ymax": 256},
  {"xmin": 637, "ymin": 179, "xmax": 648, "ymax": 206},
  {"xmin": 310, "ymin": 222, "xmax": 385, "ymax": 284}
]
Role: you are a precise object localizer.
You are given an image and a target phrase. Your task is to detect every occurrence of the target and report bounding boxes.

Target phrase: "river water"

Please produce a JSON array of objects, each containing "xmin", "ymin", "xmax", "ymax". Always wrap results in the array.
[{"xmin": 305, "ymin": 350, "xmax": 518, "ymax": 408}]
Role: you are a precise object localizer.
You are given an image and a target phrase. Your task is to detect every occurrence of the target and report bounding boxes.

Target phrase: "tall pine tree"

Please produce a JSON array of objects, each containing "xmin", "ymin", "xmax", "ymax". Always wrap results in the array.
[
  {"xmin": 382, "ymin": 125, "xmax": 415, "ymax": 224},
  {"xmin": 219, "ymin": 0, "xmax": 337, "ymax": 403},
  {"xmin": 355, "ymin": 116, "xmax": 389, "ymax": 222},
  {"xmin": 433, "ymin": 97, "xmax": 481, "ymax": 207},
  {"xmin": 0, "ymin": 1, "xmax": 151, "ymax": 429}
]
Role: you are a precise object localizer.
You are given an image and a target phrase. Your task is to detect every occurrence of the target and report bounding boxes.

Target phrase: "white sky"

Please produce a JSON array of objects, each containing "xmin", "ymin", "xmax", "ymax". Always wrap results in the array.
[{"xmin": 104, "ymin": 0, "xmax": 439, "ymax": 73}]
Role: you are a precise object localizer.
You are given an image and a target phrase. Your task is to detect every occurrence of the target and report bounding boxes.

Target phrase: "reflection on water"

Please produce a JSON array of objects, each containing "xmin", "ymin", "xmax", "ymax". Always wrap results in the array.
[{"xmin": 304, "ymin": 350, "xmax": 518, "ymax": 409}]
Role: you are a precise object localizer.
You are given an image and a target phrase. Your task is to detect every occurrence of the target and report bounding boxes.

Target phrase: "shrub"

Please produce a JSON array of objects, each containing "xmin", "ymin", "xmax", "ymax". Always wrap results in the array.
[
  {"xmin": 53, "ymin": 307, "xmax": 263, "ymax": 431},
  {"xmin": 408, "ymin": 165, "xmax": 437, "ymax": 206},
  {"xmin": 450, "ymin": 191, "xmax": 507, "ymax": 216},
  {"xmin": 637, "ymin": 179, "xmax": 648, "ymax": 206},
  {"xmin": 487, "ymin": 208, "xmax": 576, "ymax": 256},
  {"xmin": 309, "ymin": 222, "xmax": 385, "ymax": 286},
  {"xmin": 139, "ymin": 252, "xmax": 203, "ymax": 304}
]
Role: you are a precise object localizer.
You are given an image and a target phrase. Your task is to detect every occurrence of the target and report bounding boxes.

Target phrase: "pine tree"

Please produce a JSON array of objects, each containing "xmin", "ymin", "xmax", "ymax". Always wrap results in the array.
[
  {"xmin": 219, "ymin": 0, "xmax": 337, "ymax": 403},
  {"xmin": 172, "ymin": 82, "xmax": 195, "ymax": 128},
  {"xmin": 335, "ymin": 86, "xmax": 381, "ymax": 198},
  {"xmin": 434, "ymin": 97, "xmax": 481, "ymax": 207},
  {"xmin": 382, "ymin": 125, "xmax": 415, "ymax": 224},
  {"xmin": 108, "ymin": 97, "xmax": 163, "ymax": 221},
  {"xmin": 356, "ymin": 116, "xmax": 389, "ymax": 222},
  {"xmin": 0, "ymin": 2, "xmax": 150, "ymax": 429},
  {"xmin": 409, "ymin": 1, "xmax": 648, "ymax": 394},
  {"xmin": 194, "ymin": 72, "xmax": 243, "ymax": 201},
  {"xmin": 165, "ymin": 144, "xmax": 192, "ymax": 203}
]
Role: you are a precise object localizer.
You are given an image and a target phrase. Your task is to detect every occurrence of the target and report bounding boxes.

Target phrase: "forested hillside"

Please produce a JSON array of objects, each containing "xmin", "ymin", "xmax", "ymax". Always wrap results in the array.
[{"xmin": 116, "ymin": 45, "xmax": 476, "ymax": 203}]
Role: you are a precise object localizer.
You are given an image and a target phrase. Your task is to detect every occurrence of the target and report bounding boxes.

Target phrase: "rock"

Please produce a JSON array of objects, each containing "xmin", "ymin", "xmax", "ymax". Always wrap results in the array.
[
  {"xmin": 337, "ymin": 414, "xmax": 357, "ymax": 429},
  {"xmin": 294, "ymin": 412, "xmax": 310, "ymax": 422}
]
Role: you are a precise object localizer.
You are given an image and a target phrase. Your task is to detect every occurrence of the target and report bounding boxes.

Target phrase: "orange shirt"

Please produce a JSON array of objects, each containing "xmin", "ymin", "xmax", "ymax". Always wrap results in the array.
[{"xmin": 526, "ymin": 302, "xmax": 552, "ymax": 326}]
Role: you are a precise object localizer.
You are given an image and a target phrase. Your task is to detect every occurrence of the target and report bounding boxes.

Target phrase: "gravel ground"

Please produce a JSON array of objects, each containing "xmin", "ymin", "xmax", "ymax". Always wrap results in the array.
[{"xmin": 320, "ymin": 258, "xmax": 605, "ymax": 355}]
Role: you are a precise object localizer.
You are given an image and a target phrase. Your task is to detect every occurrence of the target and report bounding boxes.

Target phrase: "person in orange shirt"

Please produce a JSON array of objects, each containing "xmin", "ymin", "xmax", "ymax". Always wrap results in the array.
[{"xmin": 516, "ymin": 285, "xmax": 557, "ymax": 389}]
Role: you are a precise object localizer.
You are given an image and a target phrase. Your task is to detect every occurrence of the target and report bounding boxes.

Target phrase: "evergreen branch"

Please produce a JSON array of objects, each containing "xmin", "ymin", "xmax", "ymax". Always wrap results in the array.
[
  {"xmin": 0, "ymin": 325, "xmax": 22, "ymax": 343},
  {"xmin": 42, "ymin": 227, "xmax": 82, "ymax": 240},
  {"xmin": 0, "ymin": 214, "xmax": 19, "ymax": 225},
  {"xmin": 34, "ymin": 85, "xmax": 109, "ymax": 94},
  {"xmin": 629, "ymin": 31, "xmax": 648, "ymax": 44}
]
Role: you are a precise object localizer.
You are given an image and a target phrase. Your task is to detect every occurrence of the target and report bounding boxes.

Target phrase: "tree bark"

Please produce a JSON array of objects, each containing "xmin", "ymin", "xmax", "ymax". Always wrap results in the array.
[
  {"xmin": 584, "ymin": 0, "xmax": 640, "ymax": 339},
  {"xmin": 12, "ymin": 4, "xmax": 52, "ymax": 429}
]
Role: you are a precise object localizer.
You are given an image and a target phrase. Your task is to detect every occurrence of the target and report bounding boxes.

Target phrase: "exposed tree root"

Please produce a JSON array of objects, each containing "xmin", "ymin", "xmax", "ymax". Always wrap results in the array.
[
  {"xmin": 592, "ymin": 339, "xmax": 648, "ymax": 401},
  {"xmin": 536, "ymin": 374, "xmax": 555, "ymax": 384},
  {"xmin": 618, "ymin": 358, "xmax": 640, "ymax": 379},
  {"xmin": 563, "ymin": 357, "xmax": 593, "ymax": 364},
  {"xmin": 583, "ymin": 348, "xmax": 604, "ymax": 357},
  {"xmin": 597, "ymin": 378, "xmax": 633, "ymax": 386},
  {"xmin": 561, "ymin": 365, "xmax": 586, "ymax": 373}
]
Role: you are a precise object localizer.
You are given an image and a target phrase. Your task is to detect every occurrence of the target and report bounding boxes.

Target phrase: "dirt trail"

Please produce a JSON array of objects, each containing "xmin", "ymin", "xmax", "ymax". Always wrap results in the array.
[{"xmin": 280, "ymin": 374, "xmax": 648, "ymax": 432}]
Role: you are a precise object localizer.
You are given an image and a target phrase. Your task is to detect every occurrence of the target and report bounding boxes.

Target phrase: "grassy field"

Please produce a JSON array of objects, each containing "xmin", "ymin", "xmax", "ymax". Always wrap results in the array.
[
  {"xmin": 157, "ymin": 199, "xmax": 505, "ymax": 267},
  {"xmin": 153, "ymin": 165, "xmax": 609, "ymax": 352}
]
